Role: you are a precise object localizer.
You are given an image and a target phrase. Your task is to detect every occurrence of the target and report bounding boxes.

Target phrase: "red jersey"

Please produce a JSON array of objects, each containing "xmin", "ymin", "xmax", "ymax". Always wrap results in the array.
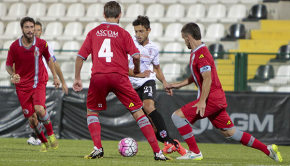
[
  {"xmin": 189, "ymin": 44, "xmax": 224, "ymax": 99},
  {"xmin": 6, "ymin": 36, "xmax": 51, "ymax": 90},
  {"xmin": 78, "ymin": 22, "xmax": 139, "ymax": 77}
]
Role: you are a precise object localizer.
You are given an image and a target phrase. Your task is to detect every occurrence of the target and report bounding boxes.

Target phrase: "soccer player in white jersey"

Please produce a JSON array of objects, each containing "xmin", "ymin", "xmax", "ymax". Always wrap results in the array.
[
  {"xmin": 27, "ymin": 21, "xmax": 68, "ymax": 146},
  {"xmin": 128, "ymin": 16, "xmax": 186, "ymax": 156}
]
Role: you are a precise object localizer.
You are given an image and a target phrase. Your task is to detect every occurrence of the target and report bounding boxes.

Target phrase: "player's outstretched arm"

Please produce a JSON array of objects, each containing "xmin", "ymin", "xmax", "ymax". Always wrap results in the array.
[
  {"xmin": 54, "ymin": 61, "xmax": 68, "ymax": 94},
  {"xmin": 154, "ymin": 65, "xmax": 173, "ymax": 95},
  {"xmin": 73, "ymin": 56, "xmax": 83, "ymax": 92},
  {"xmin": 48, "ymin": 58, "xmax": 60, "ymax": 88}
]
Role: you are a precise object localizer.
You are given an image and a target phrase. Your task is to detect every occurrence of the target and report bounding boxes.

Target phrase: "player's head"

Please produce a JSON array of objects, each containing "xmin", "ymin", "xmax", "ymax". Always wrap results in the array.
[
  {"xmin": 34, "ymin": 21, "xmax": 43, "ymax": 38},
  {"xmin": 132, "ymin": 16, "xmax": 151, "ymax": 46},
  {"xmin": 104, "ymin": 1, "xmax": 121, "ymax": 21},
  {"xmin": 20, "ymin": 17, "xmax": 35, "ymax": 41},
  {"xmin": 181, "ymin": 23, "xmax": 201, "ymax": 49}
]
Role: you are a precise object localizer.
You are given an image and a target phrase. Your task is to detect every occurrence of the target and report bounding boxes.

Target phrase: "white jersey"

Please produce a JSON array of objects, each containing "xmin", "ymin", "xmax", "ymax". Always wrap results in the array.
[
  {"xmin": 42, "ymin": 42, "xmax": 56, "ymax": 71},
  {"xmin": 129, "ymin": 37, "xmax": 160, "ymax": 89}
]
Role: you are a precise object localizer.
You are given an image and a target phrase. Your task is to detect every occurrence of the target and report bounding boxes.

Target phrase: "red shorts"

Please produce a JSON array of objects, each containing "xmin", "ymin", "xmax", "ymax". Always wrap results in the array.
[
  {"xmin": 87, "ymin": 73, "xmax": 142, "ymax": 112},
  {"xmin": 181, "ymin": 96, "xmax": 234, "ymax": 129},
  {"xmin": 16, "ymin": 83, "xmax": 46, "ymax": 118}
]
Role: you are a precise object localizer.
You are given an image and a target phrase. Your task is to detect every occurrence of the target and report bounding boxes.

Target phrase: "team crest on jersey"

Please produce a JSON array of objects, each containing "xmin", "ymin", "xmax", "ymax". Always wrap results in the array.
[
  {"xmin": 199, "ymin": 54, "xmax": 204, "ymax": 59},
  {"xmin": 129, "ymin": 102, "xmax": 135, "ymax": 108},
  {"xmin": 227, "ymin": 120, "xmax": 232, "ymax": 125},
  {"xmin": 45, "ymin": 42, "xmax": 48, "ymax": 48},
  {"xmin": 98, "ymin": 104, "xmax": 102, "ymax": 108},
  {"xmin": 23, "ymin": 109, "xmax": 29, "ymax": 115}
]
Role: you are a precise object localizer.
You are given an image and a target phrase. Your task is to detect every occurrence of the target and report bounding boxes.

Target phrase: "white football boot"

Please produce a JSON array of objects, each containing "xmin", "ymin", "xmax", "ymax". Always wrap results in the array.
[
  {"xmin": 176, "ymin": 150, "xmax": 203, "ymax": 160},
  {"xmin": 267, "ymin": 144, "xmax": 283, "ymax": 162}
]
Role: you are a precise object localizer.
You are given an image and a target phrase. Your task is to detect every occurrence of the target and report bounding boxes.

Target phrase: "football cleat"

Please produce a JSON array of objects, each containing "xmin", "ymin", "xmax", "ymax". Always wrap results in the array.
[
  {"xmin": 176, "ymin": 150, "xmax": 203, "ymax": 160},
  {"xmin": 84, "ymin": 147, "xmax": 104, "ymax": 159},
  {"xmin": 154, "ymin": 150, "xmax": 172, "ymax": 161},
  {"xmin": 267, "ymin": 144, "xmax": 283, "ymax": 162},
  {"xmin": 27, "ymin": 136, "xmax": 41, "ymax": 146},
  {"xmin": 40, "ymin": 142, "xmax": 49, "ymax": 152},
  {"xmin": 162, "ymin": 141, "xmax": 176, "ymax": 154},
  {"xmin": 48, "ymin": 134, "xmax": 58, "ymax": 150},
  {"xmin": 173, "ymin": 139, "xmax": 187, "ymax": 156}
]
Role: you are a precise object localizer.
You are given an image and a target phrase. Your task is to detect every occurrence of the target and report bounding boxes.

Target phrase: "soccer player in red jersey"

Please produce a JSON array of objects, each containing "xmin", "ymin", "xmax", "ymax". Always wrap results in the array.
[
  {"xmin": 27, "ymin": 21, "xmax": 68, "ymax": 146},
  {"xmin": 73, "ymin": 1, "xmax": 169, "ymax": 160},
  {"xmin": 166, "ymin": 22, "xmax": 283, "ymax": 162},
  {"xmin": 6, "ymin": 17, "xmax": 60, "ymax": 152}
]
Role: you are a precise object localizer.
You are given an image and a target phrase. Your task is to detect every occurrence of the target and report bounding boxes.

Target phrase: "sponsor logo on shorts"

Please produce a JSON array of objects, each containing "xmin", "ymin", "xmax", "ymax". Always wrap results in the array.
[
  {"xmin": 98, "ymin": 104, "xmax": 102, "ymax": 108},
  {"xmin": 129, "ymin": 102, "xmax": 135, "ymax": 108},
  {"xmin": 160, "ymin": 130, "xmax": 167, "ymax": 138},
  {"xmin": 23, "ymin": 109, "xmax": 29, "ymax": 115}
]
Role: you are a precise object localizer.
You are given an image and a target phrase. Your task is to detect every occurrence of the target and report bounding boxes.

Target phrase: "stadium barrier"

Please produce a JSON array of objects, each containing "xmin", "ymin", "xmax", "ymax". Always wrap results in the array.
[{"xmin": 0, "ymin": 87, "xmax": 289, "ymax": 145}]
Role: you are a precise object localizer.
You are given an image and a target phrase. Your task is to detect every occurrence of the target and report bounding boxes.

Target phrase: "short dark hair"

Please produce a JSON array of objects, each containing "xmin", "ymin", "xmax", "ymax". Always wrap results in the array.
[
  {"xmin": 35, "ymin": 21, "xmax": 42, "ymax": 27},
  {"xmin": 104, "ymin": 1, "xmax": 121, "ymax": 18},
  {"xmin": 132, "ymin": 15, "xmax": 150, "ymax": 30},
  {"xmin": 181, "ymin": 22, "xmax": 201, "ymax": 40},
  {"xmin": 20, "ymin": 17, "xmax": 35, "ymax": 28}
]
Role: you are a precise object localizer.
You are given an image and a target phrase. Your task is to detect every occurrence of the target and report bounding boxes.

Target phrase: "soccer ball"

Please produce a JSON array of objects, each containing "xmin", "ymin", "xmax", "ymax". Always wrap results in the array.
[{"xmin": 118, "ymin": 137, "xmax": 138, "ymax": 157}]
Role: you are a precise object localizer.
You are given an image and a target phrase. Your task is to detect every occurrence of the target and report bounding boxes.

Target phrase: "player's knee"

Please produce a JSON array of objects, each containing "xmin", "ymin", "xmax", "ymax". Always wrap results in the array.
[
  {"xmin": 221, "ymin": 127, "xmax": 236, "ymax": 138},
  {"xmin": 143, "ymin": 104, "xmax": 155, "ymax": 114},
  {"xmin": 34, "ymin": 105, "xmax": 44, "ymax": 113}
]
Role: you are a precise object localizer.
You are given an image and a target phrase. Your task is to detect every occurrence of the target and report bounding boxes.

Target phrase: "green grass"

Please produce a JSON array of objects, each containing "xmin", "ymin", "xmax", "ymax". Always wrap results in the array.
[{"xmin": 0, "ymin": 138, "xmax": 289, "ymax": 166}]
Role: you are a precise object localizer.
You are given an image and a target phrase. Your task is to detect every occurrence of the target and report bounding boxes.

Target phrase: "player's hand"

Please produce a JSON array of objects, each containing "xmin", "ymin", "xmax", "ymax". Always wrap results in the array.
[
  {"xmin": 62, "ymin": 82, "xmax": 69, "ymax": 95},
  {"xmin": 193, "ymin": 101, "xmax": 206, "ymax": 117},
  {"xmin": 53, "ymin": 77, "xmax": 60, "ymax": 88},
  {"xmin": 10, "ymin": 74, "xmax": 20, "ymax": 84},
  {"xmin": 73, "ymin": 79, "xmax": 83, "ymax": 92},
  {"xmin": 163, "ymin": 82, "xmax": 173, "ymax": 96}
]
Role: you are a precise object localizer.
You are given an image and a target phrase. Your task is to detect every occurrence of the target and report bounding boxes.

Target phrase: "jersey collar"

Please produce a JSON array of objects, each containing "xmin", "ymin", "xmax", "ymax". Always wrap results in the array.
[
  {"xmin": 191, "ymin": 43, "xmax": 205, "ymax": 53},
  {"xmin": 19, "ymin": 36, "xmax": 36, "ymax": 47},
  {"xmin": 101, "ymin": 22, "xmax": 120, "ymax": 26}
]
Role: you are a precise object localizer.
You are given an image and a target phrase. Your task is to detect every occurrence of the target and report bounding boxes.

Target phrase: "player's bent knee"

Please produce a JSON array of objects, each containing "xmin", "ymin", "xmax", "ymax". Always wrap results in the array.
[{"xmin": 224, "ymin": 128, "xmax": 243, "ymax": 141}]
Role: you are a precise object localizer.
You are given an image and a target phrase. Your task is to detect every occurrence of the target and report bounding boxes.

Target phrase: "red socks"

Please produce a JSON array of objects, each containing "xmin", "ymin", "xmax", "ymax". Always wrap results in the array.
[
  {"xmin": 177, "ymin": 123, "xmax": 200, "ymax": 154},
  {"xmin": 87, "ymin": 114, "xmax": 102, "ymax": 149},
  {"xmin": 136, "ymin": 115, "xmax": 160, "ymax": 153},
  {"xmin": 240, "ymin": 132, "xmax": 269, "ymax": 155}
]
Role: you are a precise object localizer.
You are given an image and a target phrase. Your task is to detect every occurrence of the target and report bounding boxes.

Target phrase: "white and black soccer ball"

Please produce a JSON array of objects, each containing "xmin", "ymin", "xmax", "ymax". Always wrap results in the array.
[{"xmin": 118, "ymin": 137, "xmax": 138, "ymax": 157}]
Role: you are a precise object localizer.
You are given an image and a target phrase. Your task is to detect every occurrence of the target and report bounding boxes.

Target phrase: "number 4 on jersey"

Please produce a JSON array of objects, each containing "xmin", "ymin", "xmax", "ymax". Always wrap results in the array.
[{"xmin": 98, "ymin": 38, "xmax": 113, "ymax": 62}]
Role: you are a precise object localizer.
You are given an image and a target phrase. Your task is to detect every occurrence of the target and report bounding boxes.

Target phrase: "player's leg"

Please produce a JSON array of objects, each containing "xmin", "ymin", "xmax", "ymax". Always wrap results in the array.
[
  {"xmin": 142, "ymin": 99, "xmax": 186, "ymax": 155},
  {"xmin": 114, "ymin": 75, "xmax": 169, "ymax": 160},
  {"xmin": 171, "ymin": 108, "xmax": 203, "ymax": 160},
  {"xmin": 131, "ymin": 109, "xmax": 170, "ymax": 160},
  {"xmin": 210, "ymin": 109, "xmax": 282, "ymax": 162},
  {"xmin": 84, "ymin": 74, "xmax": 107, "ymax": 159},
  {"xmin": 28, "ymin": 113, "xmax": 49, "ymax": 152},
  {"xmin": 16, "ymin": 89, "xmax": 48, "ymax": 151},
  {"xmin": 34, "ymin": 84, "xmax": 58, "ymax": 149}
]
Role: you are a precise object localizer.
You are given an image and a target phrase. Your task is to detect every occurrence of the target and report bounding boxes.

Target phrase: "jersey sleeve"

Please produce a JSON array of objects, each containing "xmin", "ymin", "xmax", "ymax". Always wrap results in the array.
[
  {"xmin": 125, "ymin": 32, "xmax": 139, "ymax": 57},
  {"xmin": 6, "ymin": 45, "xmax": 15, "ymax": 67},
  {"xmin": 42, "ymin": 41, "xmax": 52, "ymax": 63},
  {"xmin": 197, "ymin": 52, "xmax": 212, "ymax": 73},
  {"xmin": 47, "ymin": 42, "xmax": 56, "ymax": 62},
  {"xmin": 128, "ymin": 56, "xmax": 134, "ymax": 69},
  {"xmin": 78, "ymin": 32, "xmax": 92, "ymax": 60},
  {"xmin": 152, "ymin": 47, "xmax": 160, "ymax": 66}
]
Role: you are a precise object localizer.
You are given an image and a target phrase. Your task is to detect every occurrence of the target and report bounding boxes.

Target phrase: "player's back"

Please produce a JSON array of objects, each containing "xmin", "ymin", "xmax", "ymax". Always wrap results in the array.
[{"xmin": 80, "ymin": 22, "xmax": 139, "ymax": 77}]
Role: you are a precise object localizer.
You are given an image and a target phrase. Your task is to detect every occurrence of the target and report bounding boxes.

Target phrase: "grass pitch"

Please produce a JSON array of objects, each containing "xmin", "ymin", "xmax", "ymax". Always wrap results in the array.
[{"xmin": 0, "ymin": 138, "xmax": 289, "ymax": 166}]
